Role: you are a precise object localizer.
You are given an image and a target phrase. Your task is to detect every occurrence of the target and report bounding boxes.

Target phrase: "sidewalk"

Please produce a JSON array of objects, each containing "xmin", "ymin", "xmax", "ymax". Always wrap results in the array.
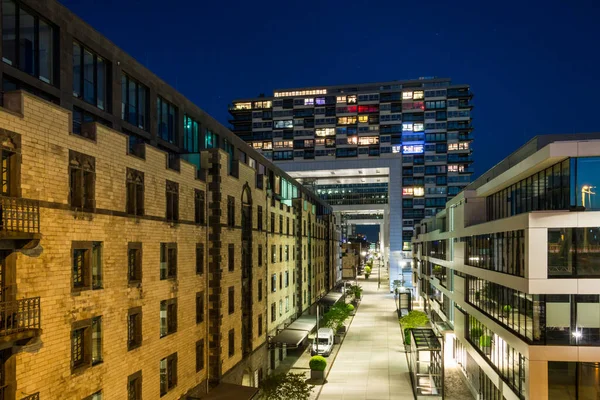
[{"xmin": 318, "ymin": 271, "xmax": 414, "ymax": 400}]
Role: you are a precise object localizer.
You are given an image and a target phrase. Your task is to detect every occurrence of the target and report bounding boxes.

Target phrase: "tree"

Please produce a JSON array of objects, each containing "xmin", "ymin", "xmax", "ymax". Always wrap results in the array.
[
  {"xmin": 323, "ymin": 302, "xmax": 350, "ymax": 332},
  {"xmin": 259, "ymin": 372, "xmax": 314, "ymax": 400}
]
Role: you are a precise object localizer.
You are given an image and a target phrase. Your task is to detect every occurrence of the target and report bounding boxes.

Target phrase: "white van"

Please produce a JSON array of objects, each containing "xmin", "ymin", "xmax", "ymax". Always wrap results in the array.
[{"xmin": 311, "ymin": 328, "xmax": 334, "ymax": 357}]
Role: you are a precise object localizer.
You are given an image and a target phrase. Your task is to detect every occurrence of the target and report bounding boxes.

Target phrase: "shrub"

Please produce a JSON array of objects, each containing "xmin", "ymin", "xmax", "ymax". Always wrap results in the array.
[
  {"xmin": 479, "ymin": 335, "xmax": 492, "ymax": 347},
  {"xmin": 399, "ymin": 311, "xmax": 429, "ymax": 346},
  {"xmin": 323, "ymin": 302, "xmax": 350, "ymax": 331},
  {"xmin": 364, "ymin": 266, "xmax": 372, "ymax": 274},
  {"xmin": 260, "ymin": 372, "xmax": 314, "ymax": 400},
  {"xmin": 470, "ymin": 328, "xmax": 483, "ymax": 338},
  {"xmin": 309, "ymin": 356, "xmax": 327, "ymax": 371},
  {"xmin": 503, "ymin": 305, "xmax": 512, "ymax": 313},
  {"xmin": 346, "ymin": 304, "xmax": 355, "ymax": 312}
]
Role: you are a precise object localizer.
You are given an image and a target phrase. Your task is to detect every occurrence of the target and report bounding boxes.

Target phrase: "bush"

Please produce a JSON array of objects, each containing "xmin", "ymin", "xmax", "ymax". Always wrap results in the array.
[
  {"xmin": 346, "ymin": 304, "xmax": 355, "ymax": 312},
  {"xmin": 364, "ymin": 266, "xmax": 372, "ymax": 274},
  {"xmin": 309, "ymin": 356, "xmax": 327, "ymax": 371},
  {"xmin": 503, "ymin": 305, "xmax": 512, "ymax": 313},
  {"xmin": 404, "ymin": 328, "xmax": 411, "ymax": 345},
  {"xmin": 470, "ymin": 328, "xmax": 483, "ymax": 338},
  {"xmin": 259, "ymin": 372, "xmax": 314, "ymax": 400},
  {"xmin": 346, "ymin": 284, "xmax": 363, "ymax": 300},
  {"xmin": 323, "ymin": 302, "xmax": 350, "ymax": 331},
  {"xmin": 399, "ymin": 311, "xmax": 429, "ymax": 346},
  {"xmin": 479, "ymin": 335, "xmax": 492, "ymax": 347}
]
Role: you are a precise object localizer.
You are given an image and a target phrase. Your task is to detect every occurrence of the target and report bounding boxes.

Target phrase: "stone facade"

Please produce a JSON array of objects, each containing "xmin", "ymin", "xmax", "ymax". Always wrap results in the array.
[{"xmin": 0, "ymin": 92, "xmax": 339, "ymax": 399}]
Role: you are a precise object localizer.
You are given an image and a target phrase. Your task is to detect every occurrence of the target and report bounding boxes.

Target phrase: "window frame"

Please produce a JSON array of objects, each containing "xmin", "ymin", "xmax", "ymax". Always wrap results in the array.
[
  {"xmin": 160, "ymin": 242, "xmax": 177, "ymax": 280},
  {"xmin": 72, "ymin": 241, "xmax": 103, "ymax": 292},
  {"xmin": 127, "ymin": 307, "xmax": 142, "ymax": 351},
  {"xmin": 160, "ymin": 298, "xmax": 178, "ymax": 338},
  {"xmin": 73, "ymin": 41, "xmax": 108, "ymax": 110},
  {"xmin": 126, "ymin": 168, "xmax": 144, "ymax": 216}
]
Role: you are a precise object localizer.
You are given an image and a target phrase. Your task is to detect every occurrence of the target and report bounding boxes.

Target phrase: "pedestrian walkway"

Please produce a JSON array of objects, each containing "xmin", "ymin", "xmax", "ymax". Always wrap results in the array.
[{"xmin": 318, "ymin": 272, "xmax": 414, "ymax": 400}]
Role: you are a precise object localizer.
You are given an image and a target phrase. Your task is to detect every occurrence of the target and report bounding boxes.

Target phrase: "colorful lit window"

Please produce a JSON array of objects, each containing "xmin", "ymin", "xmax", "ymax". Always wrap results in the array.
[
  {"xmin": 402, "ymin": 123, "xmax": 413, "ymax": 131},
  {"xmin": 413, "ymin": 123, "xmax": 424, "ymax": 132},
  {"xmin": 358, "ymin": 115, "xmax": 368, "ymax": 123},
  {"xmin": 347, "ymin": 95, "xmax": 357, "ymax": 104},
  {"xmin": 358, "ymin": 136, "xmax": 379, "ymax": 146},
  {"xmin": 338, "ymin": 116, "xmax": 357, "ymax": 125},
  {"xmin": 252, "ymin": 142, "xmax": 263, "ymax": 149},
  {"xmin": 304, "ymin": 98, "xmax": 314, "ymax": 106},
  {"xmin": 263, "ymin": 142, "xmax": 273, "ymax": 150},
  {"xmin": 448, "ymin": 143, "xmax": 458, "ymax": 151},
  {"xmin": 234, "ymin": 102, "xmax": 251, "ymax": 110},
  {"xmin": 402, "ymin": 92, "xmax": 413, "ymax": 100},
  {"xmin": 347, "ymin": 136, "xmax": 358, "ymax": 145},
  {"xmin": 413, "ymin": 187, "xmax": 425, "ymax": 197},
  {"xmin": 413, "ymin": 91, "xmax": 424, "ymax": 100},
  {"xmin": 315, "ymin": 128, "xmax": 335, "ymax": 137},
  {"xmin": 315, "ymin": 98, "xmax": 326, "ymax": 105},
  {"xmin": 392, "ymin": 145, "xmax": 402, "ymax": 153},
  {"xmin": 402, "ymin": 144, "xmax": 424, "ymax": 154},
  {"xmin": 253, "ymin": 101, "xmax": 272, "ymax": 109},
  {"xmin": 448, "ymin": 165, "xmax": 458, "ymax": 172},
  {"xmin": 336, "ymin": 96, "xmax": 346, "ymax": 103},
  {"xmin": 403, "ymin": 187, "xmax": 414, "ymax": 196}
]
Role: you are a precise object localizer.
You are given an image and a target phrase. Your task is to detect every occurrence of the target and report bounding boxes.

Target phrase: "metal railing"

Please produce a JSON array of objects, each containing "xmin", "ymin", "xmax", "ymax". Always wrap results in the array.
[
  {"xmin": 0, "ymin": 297, "xmax": 41, "ymax": 336},
  {"xmin": 0, "ymin": 196, "xmax": 40, "ymax": 234}
]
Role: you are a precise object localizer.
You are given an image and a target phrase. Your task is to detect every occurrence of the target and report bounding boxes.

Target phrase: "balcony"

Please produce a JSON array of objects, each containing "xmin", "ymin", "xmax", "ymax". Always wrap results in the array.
[
  {"xmin": 0, "ymin": 196, "xmax": 41, "ymax": 249},
  {"xmin": 0, "ymin": 297, "xmax": 41, "ymax": 347}
]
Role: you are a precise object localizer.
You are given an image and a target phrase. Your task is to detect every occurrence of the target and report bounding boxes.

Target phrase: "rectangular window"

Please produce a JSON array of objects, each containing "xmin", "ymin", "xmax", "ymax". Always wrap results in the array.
[
  {"xmin": 73, "ymin": 42, "xmax": 107, "ymax": 110},
  {"xmin": 271, "ymin": 245, "xmax": 276, "ymax": 263},
  {"xmin": 160, "ymin": 353, "xmax": 177, "ymax": 396},
  {"xmin": 127, "ymin": 242, "xmax": 142, "ymax": 284},
  {"xmin": 160, "ymin": 299, "xmax": 177, "ymax": 338},
  {"xmin": 279, "ymin": 299, "xmax": 283, "ymax": 316},
  {"xmin": 72, "ymin": 241, "xmax": 103, "ymax": 291},
  {"xmin": 228, "ymin": 286, "xmax": 235, "ymax": 314},
  {"xmin": 258, "ymin": 314, "xmax": 263, "ymax": 336},
  {"xmin": 126, "ymin": 168, "xmax": 144, "ymax": 216},
  {"xmin": 228, "ymin": 329, "xmax": 235, "ymax": 357},
  {"xmin": 257, "ymin": 206, "xmax": 263, "ymax": 231},
  {"xmin": 227, "ymin": 196, "xmax": 235, "ymax": 227},
  {"xmin": 258, "ymin": 245, "xmax": 263, "ymax": 266},
  {"xmin": 285, "ymin": 271, "xmax": 289, "ymax": 287},
  {"xmin": 195, "ymin": 190, "xmax": 205, "ymax": 224},
  {"xmin": 258, "ymin": 279, "xmax": 263, "ymax": 301},
  {"xmin": 166, "ymin": 180, "xmax": 179, "ymax": 221},
  {"xmin": 183, "ymin": 114, "xmax": 200, "ymax": 153},
  {"xmin": 270, "ymin": 212, "xmax": 275, "ymax": 234},
  {"xmin": 271, "ymin": 273, "xmax": 277, "ymax": 292},
  {"xmin": 271, "ymin": 303, "xmax": 276, "ymax": 322},
  {"xmin": 128, "ymin": 371, "xmax": 142, "ymax": 400},
  {"xmin": 196, "ymin": 339, "xmax": 205, "ymax": 372},
  {"xmin": 121, "ymin": 73, "xmax": 148, "ymax": 130},
  {"xmin": 69, "ymin": 150, "xmax": 95, "ymax": 210},
  {"xmin": 228, "ymin": 244, "xmax": 235, "ymax": 271},
  {"xmin": 160, "ymin": 243, "xmax": 177, "ymax": 280},
  {"xmin": 157, "ymin": 96, "xmax": 177, "ymax": 144},
  {"xmin": 196, "ymin": 243, "xmax": 204, "ymax": 275},
  {"xmin": 71, "ymin": 316, "xmax": 103, "ymax": 372},
  {"xmin": 2, "ymin": 1, "xmax": 56, "ymax": 84},
  {"xmin": 196, "ymin": 291, "xmax": 204, "ymax": 324},
  {"xmin": 127, "ymin": 307, "xmax": 142, "ymax": 351}
]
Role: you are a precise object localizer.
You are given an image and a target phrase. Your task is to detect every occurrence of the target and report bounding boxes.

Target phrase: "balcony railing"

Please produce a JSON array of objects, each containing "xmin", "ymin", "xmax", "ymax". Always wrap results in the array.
[
  {"xmin": 0, "ymin": 297, "xmax": 41, "ymax": 337},
  {"xmin": 0, "ymin": 196, "xmax": 40, "ymax": 235}
]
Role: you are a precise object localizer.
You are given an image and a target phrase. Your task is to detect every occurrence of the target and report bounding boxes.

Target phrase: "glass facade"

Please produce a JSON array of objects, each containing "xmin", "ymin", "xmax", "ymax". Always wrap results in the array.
[
  {"xmin": 548, "ymin": 362, "xmax": 600, "ymax": 400},
  {"xmin": 121, "ymin": 73, "xmax": 148, "ymax": 130},
  {"xmin": 464, "ymin": 230, "xmax": 525, "ymax": 277},
  {"xmin": 548, "ymin": 227, "xmax": 600, "ymax": 277}
]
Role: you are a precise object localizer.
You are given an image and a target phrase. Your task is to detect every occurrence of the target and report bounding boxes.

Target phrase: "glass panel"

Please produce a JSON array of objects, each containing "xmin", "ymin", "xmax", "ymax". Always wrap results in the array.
[
  {"xmin": 96, "ymin": 57, "xmax": 105, "ymax": 109},
  {"xmin": 138, "ymin": 85, "xmax": 147, "ymax": 130},
  {"xmin": 73, "ymin": 43, "xmax": 81, "ymax": 97},
  {"xmin": 577, "ymin": 157, "xmax": 600, "ymax": 210},
  {"xmin": 546, "ymin": 295, "xmax": 571, "ymax": 344},
  {"xmin": 1, "ymin": 0, "xmax": 16, "ymax": 65},
  {"xmin": 92, "ymin": 317, "xmax": 102, "ymax": 364},
  {"xmin": 19, "ymin": 9, "xmax": 35, "ymax": 75},
  {"xmin": 83, "ymin": 49, "xmax": 95, "ymax": 104},
  {"xmin": 548, "ymin": 362, "xmax": 576, "ymax": 400},
  {"xmin": 38, "ymin": 20, "xmax": 53, "ymax": 83},
  {"xmin": 121, "ymin": 74, "xmax": 127, "ymax": 120},
  {"xmin": 128, "ymin": 78, "xmax": 137, "ymax": 125}
]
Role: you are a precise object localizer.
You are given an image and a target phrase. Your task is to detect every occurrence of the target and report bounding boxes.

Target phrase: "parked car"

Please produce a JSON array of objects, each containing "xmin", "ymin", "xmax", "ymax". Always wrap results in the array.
[{"xmin": 311, "ymin": 328, "xmax": 334, "ymax": 357}]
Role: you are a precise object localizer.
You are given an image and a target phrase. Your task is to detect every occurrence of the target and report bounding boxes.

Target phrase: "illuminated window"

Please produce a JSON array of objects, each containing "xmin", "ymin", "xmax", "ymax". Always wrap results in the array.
[
  {"xmin": 448, "ymin": 143, "xmax": 458, "ymax": 151},
  {"xmin": 358, "ymin": 115, "xmax": 368, "ymax": 123},
  {"xmin": 263, "ymin": 142, "xmax": 272, "ymax": 150},
  {"xmin": 315, "ymin": 128, "xmax": 335, "ymax": 137},
  {"xmin": 459, "ymin": 165, "xmax": 465, "ymax": 172},
  {"xmin": 315, "ymin": 138, "xmax": 325, "ymax": 146},
  {"xmin": 402, "ymin": 123, "xmax": 413, "ymax": 131},
  {"xmin": 336, "ymin": 96, "xmax": 346, "ymax": 103},
  {"xmin": 253, "ymin": 101, "xmax": 272, "ymax": 109},
  {"xmin": 252, "ymin": 142, "xmax": 263, "ymax": 149},
  {"xmin": 414, "ymin": 187, "xmax": 424, "ymax": 197},
  {"xmin": 358, "ymin": 136, "xmax": 379, "ymax": 146},
  {"xmin": 448, "ymin": 165, "xmax": 458, "ymax": 172},
  {"xmin": 347, "ymin": 136, "xmax": 358, "ymax": 145},
  {"xmin": 413, "ymin": 91, "xmax": 424, "ymax": 100},
  {"xmin": 392, "ymin": 145, "xmax": 402, "ymax": 154},
  {"xmin": 315, "ymin": 97, "xmax": 326, "ymax": 105},
  {"xmin": 234, "ymin": 102, "xmax": 251, "ymax": 110},
  {"xmin": 337, "ymin": 116, "xmax": 357, "ymax": 125},
  {"xmin": 304, "ymin": 98, "xmax": 314, "ymax": 106},
  {"xmin": 402, "ymin": 92, "xmax": 413, "ymax": 100},
  {"xmin": 413, "ymin": 123, "xmax": 424, "ymax": 132},
  {"xmin": 304, "ymin": 140, "xmax": 314, "ymax": 148},
  {"xmin": 402, "ymin": 144, "xmax": 424, "ymax": 154},
  {"xmin": 275, "ymin": 89, "xmax": 327, "ymax": 97},
  {"xmin": 403, "ymin": 187, "xmax": 414, "ymax": 196},
  {"xmin": 347, "ymin": 95, "xmax": 357, "ymax": 104},
  {"xmin": 459, "ymin": 142, "xmax": 469, "ymax": 150}
]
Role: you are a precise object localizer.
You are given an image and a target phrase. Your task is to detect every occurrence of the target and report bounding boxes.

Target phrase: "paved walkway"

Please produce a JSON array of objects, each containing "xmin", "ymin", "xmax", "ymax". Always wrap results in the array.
[{"xmin": 318, "ymin": 270, "xmax": 414, "ymax": 400}]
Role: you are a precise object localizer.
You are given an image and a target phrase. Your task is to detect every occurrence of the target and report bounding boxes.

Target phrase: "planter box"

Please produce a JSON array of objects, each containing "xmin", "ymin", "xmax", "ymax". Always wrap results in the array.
[{"xmin": 311, "ymin": 369, "xmax": 325, "ymax": 381}]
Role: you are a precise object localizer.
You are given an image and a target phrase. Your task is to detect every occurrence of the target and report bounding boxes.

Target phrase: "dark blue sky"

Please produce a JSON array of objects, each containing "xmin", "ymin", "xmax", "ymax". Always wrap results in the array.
[{"xmin": 61, "ymin": 0, "xmax": 599, "ymax": 176}]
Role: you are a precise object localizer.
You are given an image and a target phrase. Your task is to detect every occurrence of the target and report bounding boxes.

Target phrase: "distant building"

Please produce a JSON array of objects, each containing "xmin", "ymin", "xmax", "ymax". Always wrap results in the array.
[{"xmin": 412, "ymin": 134, "xmax": 600, "ymax": 400}]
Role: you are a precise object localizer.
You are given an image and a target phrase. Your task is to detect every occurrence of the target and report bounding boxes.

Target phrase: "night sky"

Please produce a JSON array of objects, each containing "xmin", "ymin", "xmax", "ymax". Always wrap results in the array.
[{"xmin": 61, "ymin": 0, "xmax": 599, "ymax": 177}]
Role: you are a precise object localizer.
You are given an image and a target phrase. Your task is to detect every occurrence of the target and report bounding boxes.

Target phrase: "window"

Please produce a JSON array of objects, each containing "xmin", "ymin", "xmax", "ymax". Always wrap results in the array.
[
  {"xmin": 258, "ymin": 245, "xmax": 263, "ymax": 266},
  {"xmin": 183, "ymin": 114, "xmax": 200, "ymax": 154},
  {"xmin": 84, "ymin": 391, "xmax": 103, "ymax": 400},
  {"xmin": 271, "ymin": 245, "xmax": 276, "ymax": 263},
  {"xmin": 194, "ymin": 190, "xmax": 205, "ymax": 224},
  {"xmin": 258, "ymin": 314, "xmax": 263, "ymax": 336},
  {"xmin": 166, "ymin": 180, "xmax": 179, "ymax": 221},
  {"xmin": 279, "ymin": 245, "xmax": 283, "ymax": 262},
  {"xmin": 160, "ymin": 243, "xmax": 177, "ymax": 280},
  {"xmin": 2, "ymin": 1, "xmax": 55, "ymax": 84},
  {"xmin": 228, "ymin": 329, "xmax": 235, "ymax": 357},
  {"xmin": 196, "ymin": 243, "xmax": 204, "ymax": 275},
  {"xmin": 126, "ymin": 168, "xmax": 144, "ymax": 216},
  {"xmin": 69, "ymin": 150, "xmax": 95, "ymax": 210},
  {"xmin": 228, "ymin": 286, "xmax": 235, "ymax": 314},
  {"xmin": 279, "ymin": 271, "xmax": 283, "ymax": 289},
  {"xmin": 228, "ymin": 244, "xmax": 235, "ymax": 271},
  {"xmin": 128, "ymin": 371, "xmax": 142, "ymax": 400},
  {"xmin": 127, "ymin": 307, "xmax": 142, "ymax": 351},
  {"xmin": 258, "ymin": 279, "xmax": 263, "ymax": 301},
  {"xmin": 279, "ymin": 299, "xmax": 283, "ymax": 316},
  {"xmin": 270, "ymin": 212, "xmax": 275, "ymax": 233},
  {"xmin": 285, "ymin": 296, "xmax": 289, "ymax": 312},
  {"xmin": 257, "ymin": 206, "xmax": 263, "ymax": 231},
  {"xmin": 271, "ymin": 273, "xmax": 277, "ymax": 292},
  {"xmin": 160, "ymin": 299, "xmax": 177, "ymax": 338},
  {"xmin": 121, "ymin": 73, "xmax": 148, "ymax": 130},
  {"xmin": 72, "ymin": 241, "xmax": 102, "ymax": 291},
  {"xmin": 73, "ymin": 42, "xmax": 107, "ymax": 110},
  {"xmin": 285, "ymin": 245, "xmax": 289, "ymax": 261},
  {"xmin": 347, "ymin": 95, "xmax": 357, "ymax": 104},
  {"xmin": 196, "ymin": 292, "xmax": 204, "ymax": 323},
  {"xmin": 159, "ymin": 353, "xmax": 177, "ymax": 396},
  {"xmin": 204, "ymin": 129, "xmax": 219, "ymax": 149},
  {"xmin": 71, "ymin": 316, "xmax": 103, "ymax": 372},
  {"xmin": 157, "ymin": 96, "xmax": 177, "ymax": 143},
  {"xmin": 128, "ymin": 242, "xmax": 142, "ymax": 284},
  {"xmin": 285, "ymin": 271, "xmax": 289, "ymax": 287},
  {"xmin": 271, "ymin": 303, "xmax": 276, "ymax": 322},
  {"xmin": 227, "ymin": 196, "xmax": 235, "ymax": 227},
  {"xmin": 196, "ymin": 339, "xmax": 205, "ymax": 372}
]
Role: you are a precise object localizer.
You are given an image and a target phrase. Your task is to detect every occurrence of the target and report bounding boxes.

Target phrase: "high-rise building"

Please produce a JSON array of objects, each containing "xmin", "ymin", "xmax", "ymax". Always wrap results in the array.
[
  {"xmin": 412, "ymin": 134, "xmax": 600, "ymax": 400},
  {"xmin": 0, "ymin": 1, "xmax": 341, "ymax": 398},
  {"xmin": 229, "ymin": 79, "xmax": 474, "ymax": 290}
]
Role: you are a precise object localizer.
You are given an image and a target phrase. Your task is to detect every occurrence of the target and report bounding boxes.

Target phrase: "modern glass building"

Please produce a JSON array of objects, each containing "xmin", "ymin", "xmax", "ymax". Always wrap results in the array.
[
  {"xmin": 412, "ymin": 134, "xmax": 600, "ymax": 400},
  {"xmin": 230, "ymin": 79, "xmax": 474, "ymax": 290}
]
